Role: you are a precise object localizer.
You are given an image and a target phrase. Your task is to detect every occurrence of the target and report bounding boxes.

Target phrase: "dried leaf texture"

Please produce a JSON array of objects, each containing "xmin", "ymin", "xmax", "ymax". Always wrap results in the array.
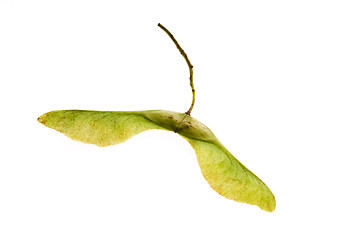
[{"xmin": 38, "ymin": 110, "xmax": 275, "ymax": 212}]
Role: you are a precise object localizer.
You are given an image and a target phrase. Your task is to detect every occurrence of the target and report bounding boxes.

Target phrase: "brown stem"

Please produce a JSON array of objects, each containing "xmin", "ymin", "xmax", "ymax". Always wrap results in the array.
[{"xmin": 158, "ymin": 23, "xmax": 195, "ymax": 115}]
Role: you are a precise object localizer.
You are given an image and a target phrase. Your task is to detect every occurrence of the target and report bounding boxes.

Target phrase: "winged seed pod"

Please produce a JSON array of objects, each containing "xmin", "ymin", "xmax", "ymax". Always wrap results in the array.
[{"xmin": 38, "ymin": 24, "xmax": 276, "ymax": 212}]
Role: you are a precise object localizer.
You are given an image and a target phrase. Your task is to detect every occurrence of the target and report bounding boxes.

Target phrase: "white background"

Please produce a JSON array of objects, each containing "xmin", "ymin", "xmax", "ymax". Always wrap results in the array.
[{"xmin": 1, "ymin": 1, "xmax": 361, "ymax": 239}]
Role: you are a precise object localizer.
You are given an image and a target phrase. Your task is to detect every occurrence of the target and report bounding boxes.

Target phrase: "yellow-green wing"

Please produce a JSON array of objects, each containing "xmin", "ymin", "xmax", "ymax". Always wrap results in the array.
[
  {"xmin": 185, "ymin": 138, "xmax": 276, "ymax": 212},
  {"xmin": 38, "ymin": 109, "xmax": 275, "ymax": 211},
  {"xmin": 38, "ymin": 110, "xmax": 165, "ymax": 147}
]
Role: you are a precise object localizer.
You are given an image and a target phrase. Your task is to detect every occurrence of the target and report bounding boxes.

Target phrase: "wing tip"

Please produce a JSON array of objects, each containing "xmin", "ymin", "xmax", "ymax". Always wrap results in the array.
[
  {"xmin": 260, "ymin": 198, "xmax": 276, "ymax": 212},
  {"xmin": 37, "ymin": 112, "xmax": 48, "ymax": 125}
]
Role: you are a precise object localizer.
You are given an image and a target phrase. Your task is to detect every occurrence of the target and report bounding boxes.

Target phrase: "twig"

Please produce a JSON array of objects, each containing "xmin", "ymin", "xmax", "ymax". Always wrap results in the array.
[{"xmin": 158, "ymin": 23, "xmax": 195, "ymax": 115}]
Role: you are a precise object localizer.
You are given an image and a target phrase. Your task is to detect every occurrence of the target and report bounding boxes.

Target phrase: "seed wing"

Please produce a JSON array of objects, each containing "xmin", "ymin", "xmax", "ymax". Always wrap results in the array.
[
  {"xmin": 38, "ymin": 110, "xmax": 165, "ymax": 147},
  {"xmin": 185, "ymin": 138, "xmax": 276, "ymax": 212}
]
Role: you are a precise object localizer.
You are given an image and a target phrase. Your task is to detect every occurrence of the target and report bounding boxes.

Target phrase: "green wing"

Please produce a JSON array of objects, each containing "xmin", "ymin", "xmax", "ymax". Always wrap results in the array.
[
  {"xmin": 38, "ymin": 110, "xmax": 165, "ymax": 147},
  {"xmin": 185, "ymin": 138, "xmax": 276, "ymax": 212},
  {"xmin": 38, "ymin": 109, "xmax": 275, "ymax": 211}
]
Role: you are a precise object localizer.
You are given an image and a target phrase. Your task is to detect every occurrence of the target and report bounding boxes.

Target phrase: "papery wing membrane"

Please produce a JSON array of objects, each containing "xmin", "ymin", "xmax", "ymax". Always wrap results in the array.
[{"xmin": 38, "ymin": 110, "xmax": 165, "ymax": 147}]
